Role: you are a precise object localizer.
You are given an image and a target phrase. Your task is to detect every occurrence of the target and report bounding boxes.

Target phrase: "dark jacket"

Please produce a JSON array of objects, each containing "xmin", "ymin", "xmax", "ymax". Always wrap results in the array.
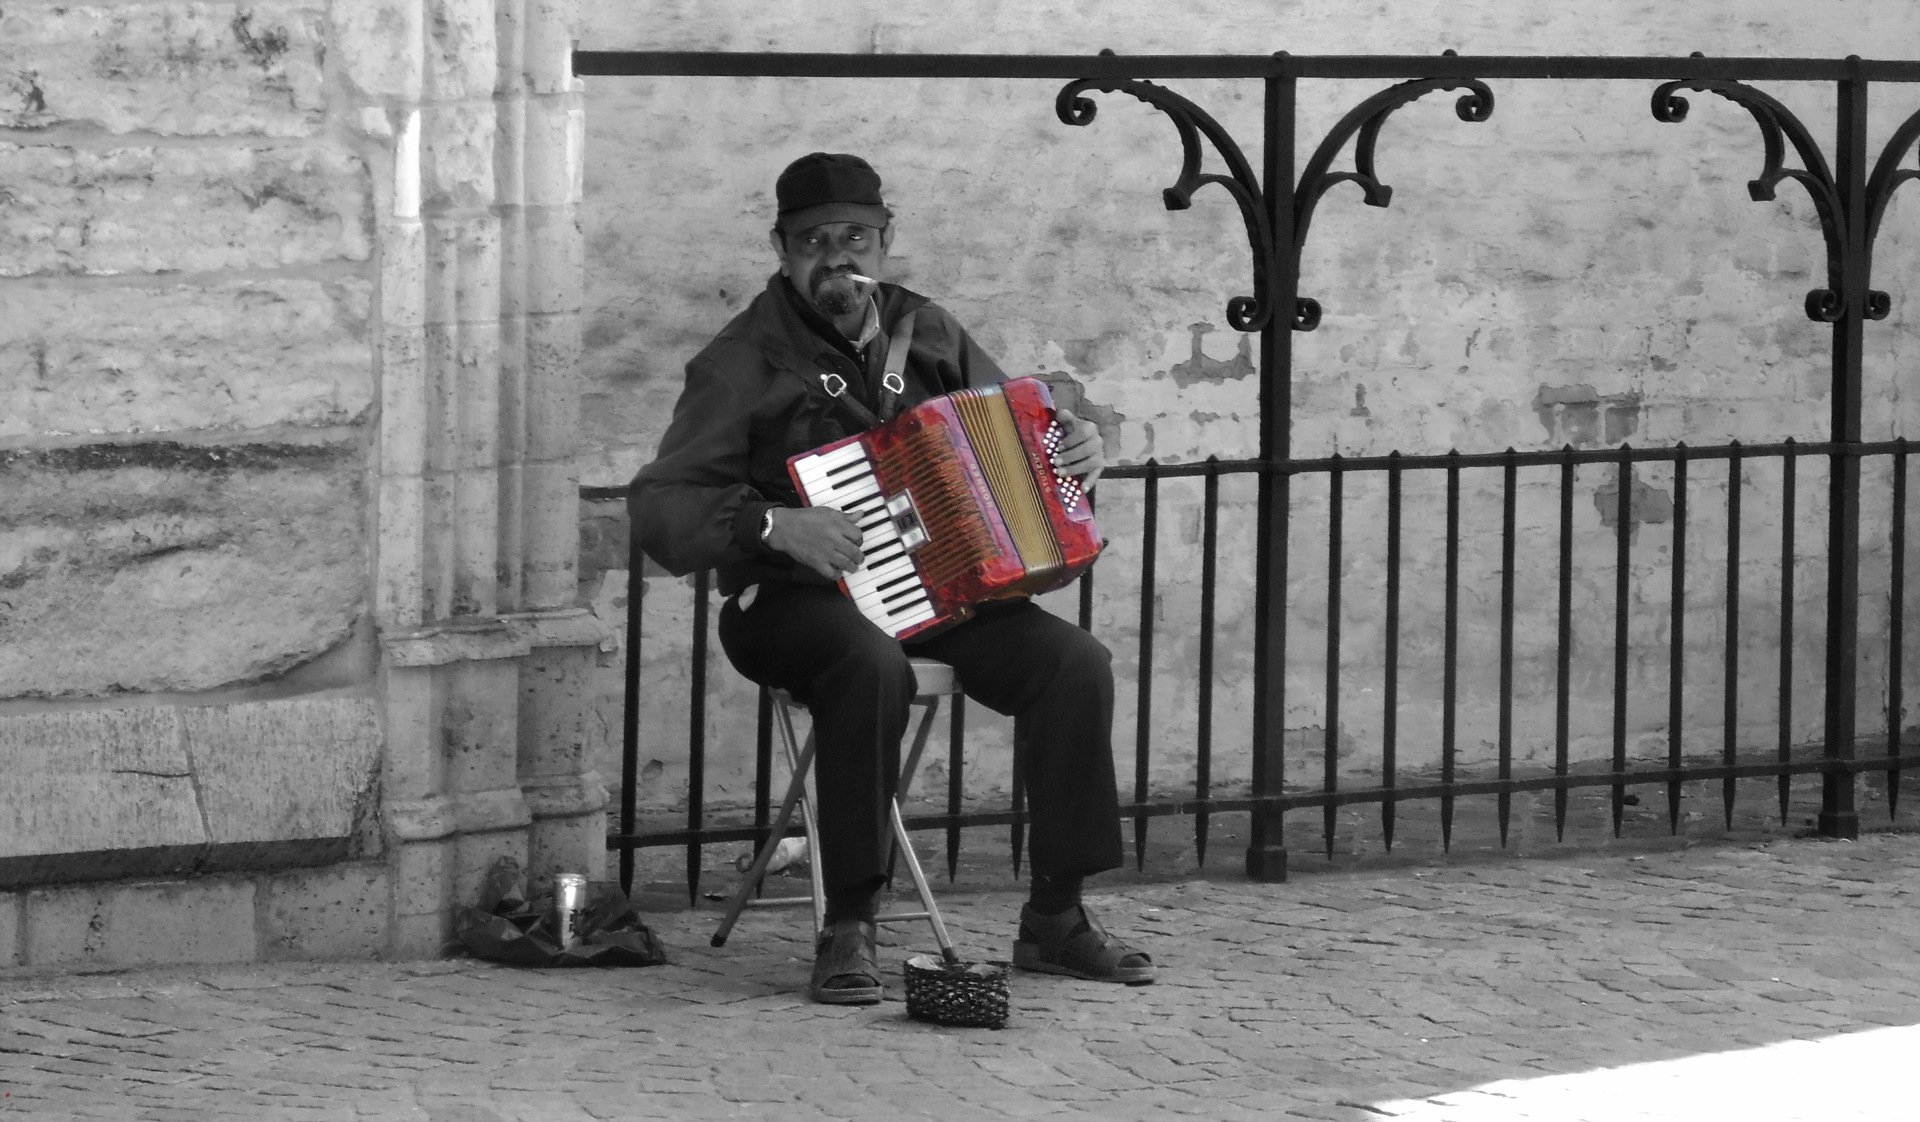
[{"xmin": 632, "ymin": 273, "xmax": 1008, "ymax": 596}]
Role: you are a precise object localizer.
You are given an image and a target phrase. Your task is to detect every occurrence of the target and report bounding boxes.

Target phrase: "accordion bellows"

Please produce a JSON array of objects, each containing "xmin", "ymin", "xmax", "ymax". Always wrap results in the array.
[{"xmin": 788, "ymin": 376, "xmax": 1105, "ymax": 640}]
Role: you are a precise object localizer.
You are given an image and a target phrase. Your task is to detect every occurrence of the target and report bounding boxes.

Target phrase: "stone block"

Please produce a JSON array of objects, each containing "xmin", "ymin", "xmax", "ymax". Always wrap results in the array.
[
  {"xmin": 526, "ymin": 207, "xmax": 583, "ymax": 315},
  {"xmin": 0, "ymin": 279, "xmax": 373, "ymax": 439},
  {"xmin": 259, "ymin": 862, "xmax": 390, "ymax": 961},
  {"xmin": 516, "ymin": 626, "xmax": 602, "ymax": 778},
  {"xmin": 525, "ymin": 0, "xmax": 582, "ymax": 95},
  {"xmin": 331, "ymin": 0, "xmax": 423, "ymax": 103},
  {"xmin": 0, "ymin": 2, "xmax": 326, "ymax": 137},
  {"xmin": 181, "ymin": 698, "xmax": 383, "ymax": 870},
  {"xmin": 441, "ymin": 660, "xmax": 524, "ymax": 795},
  {"xmin": 0, "ymin": 894, "xmax": 20, "ymax": 967},
  {"xmin": 454, "ymin": 322, "xmax": 505, "ymax": 466},
  {"xmin": 576, "ymin": 494, "xmax": 629, "ymax": 583},
  {"xmin": 0, "ymin": 441, "xmax": 367, "ymax": 698},
  {"xmin": 0, "ymin": 698, "xmax": 382, "ymax": 887},
  {"xmin": 23, "ymin": 878, "xmax": 257, "ymax": 968},
  {"xmin": 376, "ymin": 473, "xmax": 429, "ymax": 629},
  {"xmin": 381, "ymin": 218, "xmax": 428, "ymax": 327},
  {"xmin": 386, "ymin": 834, "xmax": 452, "ymax": 957},
  {"xmin": 0, "ymin": 708, "xmax": 207, "ymax": 885},
  {"xmin": 496, "ymin": 96, "xmax": 528, "ymax": 209},
  {"xmin": 523, "ymin": 96, "xmax": 577, "ymax": 210},
  {"xmin": 380, "ymin": 324, "xmax": 430, "ymax": 472},
  {"xmin": 452, "ymin": 467, "xmax": 501, "ymax": 614},
  {"xmin": 420, "ymin": 102, "xmax": 497, "ymax": 212},
  {"xmin": 452, "ymin": 827, "xmax": 527, "ymax": 925},
  {"xmin": 454, "ymin": 215, "xmax": 506, "ymax": 323},
  {"xmin": 526, "ymin": 313, "xmax": 583, "ymax": 445},
  {"xmin": 0, "ymin": 142, "xmax": 370, "ymax": 277},
  {"xmin": 525, "ymin": 796, "xmax": 605, "ymax": 886},
  {"xmin": 424, "ymin": 0, "xmax": 498, "ymax": 101},
  {"xmin": 522, "ymin": 460, "xmax": 580, "ymax": 609}
]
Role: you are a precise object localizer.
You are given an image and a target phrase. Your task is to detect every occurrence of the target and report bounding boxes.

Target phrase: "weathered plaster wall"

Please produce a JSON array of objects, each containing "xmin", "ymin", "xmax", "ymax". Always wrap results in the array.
[{"xmin": 580, "ymin": 2, "xmax": 1920, "ymax": 822}]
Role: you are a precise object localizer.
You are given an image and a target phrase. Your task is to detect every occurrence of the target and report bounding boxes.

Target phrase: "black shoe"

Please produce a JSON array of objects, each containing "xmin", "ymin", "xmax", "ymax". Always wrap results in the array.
[
  {"xmin": 1012, "ymin": 903, "xmax": 1155, "ymax": 985},
  {"xmin": 809, "ymin": 916, "xmax": 882, "ymax": 1005}
]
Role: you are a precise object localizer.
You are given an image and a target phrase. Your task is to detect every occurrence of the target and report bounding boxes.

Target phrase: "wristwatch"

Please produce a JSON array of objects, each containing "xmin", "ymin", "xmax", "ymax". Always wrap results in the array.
[{"xmin": 759, "ymin": 507, "xmax": 777, "ymax": 544}]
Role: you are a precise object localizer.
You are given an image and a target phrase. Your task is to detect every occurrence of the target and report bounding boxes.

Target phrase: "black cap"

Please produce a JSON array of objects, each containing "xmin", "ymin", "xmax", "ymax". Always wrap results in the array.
[{"xmin": 775, "ymin": 152, "xmax": 889, "ymax": 231}]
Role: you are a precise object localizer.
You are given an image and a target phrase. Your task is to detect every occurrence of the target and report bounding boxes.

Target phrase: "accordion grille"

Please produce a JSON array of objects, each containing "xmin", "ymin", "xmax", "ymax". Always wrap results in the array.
[{"xmin": 875, "ymin": 424, "xmax": 998, "ymax": 591}]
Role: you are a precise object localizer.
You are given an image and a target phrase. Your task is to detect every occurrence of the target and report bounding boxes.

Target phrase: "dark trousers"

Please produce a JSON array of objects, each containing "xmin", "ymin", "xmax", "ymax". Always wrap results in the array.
[{"xmin": 718, "ymin": 584, "xmax": 1124, "ymax": 901}]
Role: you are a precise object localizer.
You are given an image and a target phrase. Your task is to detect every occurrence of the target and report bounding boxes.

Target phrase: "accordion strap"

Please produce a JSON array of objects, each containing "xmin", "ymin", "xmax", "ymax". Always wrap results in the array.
[
  {"xmin": 812, "ymin": 308, "xmax": 917, "ymax": 431},
  {"xmin": 875, "ymin": 309, "xmax": 916, "ymax": 421}
]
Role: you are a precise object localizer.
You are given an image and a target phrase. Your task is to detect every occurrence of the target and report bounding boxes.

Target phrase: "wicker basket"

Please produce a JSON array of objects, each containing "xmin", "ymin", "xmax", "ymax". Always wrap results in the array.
[{"xmin": 904, "ymin": 955, "xmax": 1010, "ymax": 1028}]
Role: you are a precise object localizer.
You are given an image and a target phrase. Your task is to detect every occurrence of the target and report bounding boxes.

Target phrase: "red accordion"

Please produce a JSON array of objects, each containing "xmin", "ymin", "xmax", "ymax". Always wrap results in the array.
[{"xmin": 787, "ymin": 376, "xmax": 1105, "ymax": 640}]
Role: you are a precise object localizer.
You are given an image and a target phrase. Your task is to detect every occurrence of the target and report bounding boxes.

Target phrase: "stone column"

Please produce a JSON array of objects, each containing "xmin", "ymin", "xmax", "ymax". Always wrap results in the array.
[
  {"xmin": 345, "ymin": 0, "xmax": 597, "ymax": 957},
  {"xmin": 501, "ymin": 0, "xmax": 605, "ymax": 886}
]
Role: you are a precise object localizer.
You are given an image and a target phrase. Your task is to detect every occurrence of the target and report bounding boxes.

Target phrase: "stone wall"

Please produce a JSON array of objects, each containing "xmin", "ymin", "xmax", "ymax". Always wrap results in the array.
[
  {"xmin": 0, "ymin": 0, "xmax": 604, "ymax": 968},
  {"xmin": 579, "ymin": 2, "xmax": 1920, "ymax": 823}
]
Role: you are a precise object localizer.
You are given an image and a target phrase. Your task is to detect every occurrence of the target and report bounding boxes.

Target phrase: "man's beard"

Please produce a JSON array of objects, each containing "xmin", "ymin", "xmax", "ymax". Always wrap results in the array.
[{"xmin": 809, "ymin": 267, "xmax": 861, "ymax": 317}]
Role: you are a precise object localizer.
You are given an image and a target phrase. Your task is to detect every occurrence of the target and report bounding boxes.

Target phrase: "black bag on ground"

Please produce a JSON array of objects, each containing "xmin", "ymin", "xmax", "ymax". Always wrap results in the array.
[{"xmin": 454, "ymin": 857, "xmax": 668, "ymax": 968}]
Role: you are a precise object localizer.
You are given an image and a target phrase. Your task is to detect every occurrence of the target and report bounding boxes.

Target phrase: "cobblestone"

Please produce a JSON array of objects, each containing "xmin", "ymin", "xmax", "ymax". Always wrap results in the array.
[{"xmin": 3, "ymin": 834, "xmax": 1920, "ymax": 1118}]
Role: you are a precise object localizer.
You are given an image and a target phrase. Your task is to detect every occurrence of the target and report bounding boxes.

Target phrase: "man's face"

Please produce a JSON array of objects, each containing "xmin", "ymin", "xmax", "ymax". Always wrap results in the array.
[{"xmin": 771, "ymin": 221, "xmax": 891, "ymax": 318}]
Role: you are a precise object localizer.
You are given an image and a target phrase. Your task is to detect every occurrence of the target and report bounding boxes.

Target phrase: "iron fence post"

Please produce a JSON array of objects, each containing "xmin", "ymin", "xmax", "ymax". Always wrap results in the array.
[
  {"xmin": 1820, "ymin": 61, "xmax": 1868, "ymax": 839},
  {"xmin": 619, "ymin": 486, "xmax": 644, "ymax": 895},
  {"xmin": 1246, "ymin": 58, "xmax": 1295, "ymax": 881}
]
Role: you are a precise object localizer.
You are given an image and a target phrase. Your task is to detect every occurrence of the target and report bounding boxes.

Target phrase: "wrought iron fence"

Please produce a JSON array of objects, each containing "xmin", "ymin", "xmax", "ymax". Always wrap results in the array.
[{"xmin": 575, "ymin": 50, "xmax": 1920, "ymax": 897}]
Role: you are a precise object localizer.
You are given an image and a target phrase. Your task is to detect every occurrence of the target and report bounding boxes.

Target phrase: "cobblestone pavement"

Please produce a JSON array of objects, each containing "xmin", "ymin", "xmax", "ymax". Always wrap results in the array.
[{"xmin": 3, "ymin": 831, "xmax": 1919, "ymax": 1120}]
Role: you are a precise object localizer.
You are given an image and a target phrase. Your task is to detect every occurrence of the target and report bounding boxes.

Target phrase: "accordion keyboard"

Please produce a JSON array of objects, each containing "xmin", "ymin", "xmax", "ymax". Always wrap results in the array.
[{"xmin": 789, "ymin": 440, "xmax": 939, "ymax": 636}]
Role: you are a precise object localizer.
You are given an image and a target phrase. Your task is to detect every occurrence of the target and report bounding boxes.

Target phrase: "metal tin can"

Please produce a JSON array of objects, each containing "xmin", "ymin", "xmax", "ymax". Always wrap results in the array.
[{"xmin": 553, "ymin": 873, "xmax": 588, "ymax": 946}]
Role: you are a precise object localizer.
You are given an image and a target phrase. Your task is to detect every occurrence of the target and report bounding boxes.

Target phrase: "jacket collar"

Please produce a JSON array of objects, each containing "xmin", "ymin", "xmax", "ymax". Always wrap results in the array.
[{"xmin": 740, "ymin": 272, "xmax": 930, "ymax": 379}]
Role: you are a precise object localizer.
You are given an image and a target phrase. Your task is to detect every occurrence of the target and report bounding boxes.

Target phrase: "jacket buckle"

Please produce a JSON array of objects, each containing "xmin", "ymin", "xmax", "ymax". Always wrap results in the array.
[
  {"xmin": 819, "ymin": 372, "xmax": 848, "ymax": 398},
  {"xmin": 882, "ymin": 371, "xmax": 905, "ymax": 395}
]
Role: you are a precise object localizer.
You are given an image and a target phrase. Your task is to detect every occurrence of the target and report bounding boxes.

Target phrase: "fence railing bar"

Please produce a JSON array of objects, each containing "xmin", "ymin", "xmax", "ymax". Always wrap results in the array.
[
  {"xmin": 609, "ymin": 746, "xmax": 1920, "ymax": 853},
  {"xmin": 1077, "ymin": 438, "xmax": 1913, "ymax": 484},
  {"xmin": 1324, "ymin": 458, "xmax": 1345, "ymax": 858},
  {"xmin": 1498, "ymin": 451, "xmax": 1518, "ymax": 848},
  {"xmin": 687, "ymin": 569, "xmax": 711, "ymax": 905},
  {"xmin": 1383, "ymin": 453, "xmax": 1403, "ymax": 851},
  {"xmin": 1612, "ymin": 444, "xmax": 1633, "ymax": 837},
  {"xmin": 1669, "ymin": 453, "xmax": 1689, "ymax": 834},
  {"xmin": 1195, "ymin": 458, "xmax": 1220, "ymax": 867},
  {"xmin": 947, "ymin": 699, "xmax": 965, "ymax": 881},
  {"xmin": 752, "ymin": 687, "xmax": 772, "ymax": 893},
  {"xmin": 1780, "ymin": 449, "xmax": 1798, "ymax": 825},
  {"xmin": 1892, "ymin": 440, "xmax": 1909, "ymax": 819},
  {"xmin": 1556, "ymin": 454, "xmax": 1575, "ymax": 840},
  {"xmin": 1270, "ymin": 438, "xmax": 1908, "ymax": 476},
  {"xmin": 1078, "ymin": 489, "xmax": 1100, "ymax": 632},
  {"xmin": 572, "ymin": 50, "xmax": 1920, "ymax": 84},
  {"xmin": 619, "ymin": 515, "xmax": 644, "ymax": 897},
  {"xmin": 1724, "ymin": 450, "xmax": 1744, "ymax": 830},
  {"xmin": 1442, "ymin": 452, "xmax": 1461, "ymax": 851},
  {"xmin": 1134, "ymin": 462, "xmax": 1160, "ymax": 870}
]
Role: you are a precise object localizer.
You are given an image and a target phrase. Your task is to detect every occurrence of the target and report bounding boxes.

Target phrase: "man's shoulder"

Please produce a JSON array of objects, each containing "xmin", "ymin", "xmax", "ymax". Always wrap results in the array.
[{"xmin": 689, "ymin": 284, "xmax": 798, "ymax": 369}]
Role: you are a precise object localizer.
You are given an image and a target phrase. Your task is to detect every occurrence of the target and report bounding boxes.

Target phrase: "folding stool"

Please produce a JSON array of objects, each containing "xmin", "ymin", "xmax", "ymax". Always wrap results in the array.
[{"xmin": 710, "ymin": 656, "xmax": 959, "ymax": 963}]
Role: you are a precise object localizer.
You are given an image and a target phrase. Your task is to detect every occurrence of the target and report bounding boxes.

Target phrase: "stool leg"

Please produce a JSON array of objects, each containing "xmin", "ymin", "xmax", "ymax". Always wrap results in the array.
[
  {"xmin": 883, "ymin": 696, "xmax": 942, "ymax": 888},
  {"xmin": 888, "ymin": 797, "xmax": 959, "ymax": 964},
  {"xmin": 897, "ymin": 696, "xmax": 942, "ymax": 804},
  {"xmin": 711, "ymin": 702, "xmax": 821, "ymax": 947},
  {"xmin": 791, "ymin": 731, "xmax": 828, "ymax": 937}
]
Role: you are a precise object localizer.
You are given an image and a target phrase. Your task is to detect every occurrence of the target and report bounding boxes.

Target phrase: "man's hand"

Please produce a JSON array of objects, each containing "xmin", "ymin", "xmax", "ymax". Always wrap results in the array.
[
  {"xmin": 766, "ymin": 506, "xmax": 866, "ymax": 581},
  {"xmin": 1052, "ymin": 407, "xmax": 1106, "ymax": 489}
]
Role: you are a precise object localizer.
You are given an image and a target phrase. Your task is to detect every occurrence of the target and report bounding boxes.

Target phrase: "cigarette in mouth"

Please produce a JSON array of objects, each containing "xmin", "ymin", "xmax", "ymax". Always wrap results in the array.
[{"xmin": 846, "ymin": 274, "xmax": 876, "ymax": 286}]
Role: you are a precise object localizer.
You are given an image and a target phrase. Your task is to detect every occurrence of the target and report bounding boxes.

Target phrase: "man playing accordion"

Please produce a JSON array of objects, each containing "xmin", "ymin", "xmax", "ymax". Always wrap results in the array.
[{"xmin": 633, "ymin": 152, "xmax": 1154, "ymax": 1004}]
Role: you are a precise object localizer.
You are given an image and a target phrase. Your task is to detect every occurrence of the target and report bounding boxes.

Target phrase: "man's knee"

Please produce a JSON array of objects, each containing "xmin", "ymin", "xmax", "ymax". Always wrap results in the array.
[{"xmin": 817, "ymin": 630, "xmax": 914, "ymax": 689}]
